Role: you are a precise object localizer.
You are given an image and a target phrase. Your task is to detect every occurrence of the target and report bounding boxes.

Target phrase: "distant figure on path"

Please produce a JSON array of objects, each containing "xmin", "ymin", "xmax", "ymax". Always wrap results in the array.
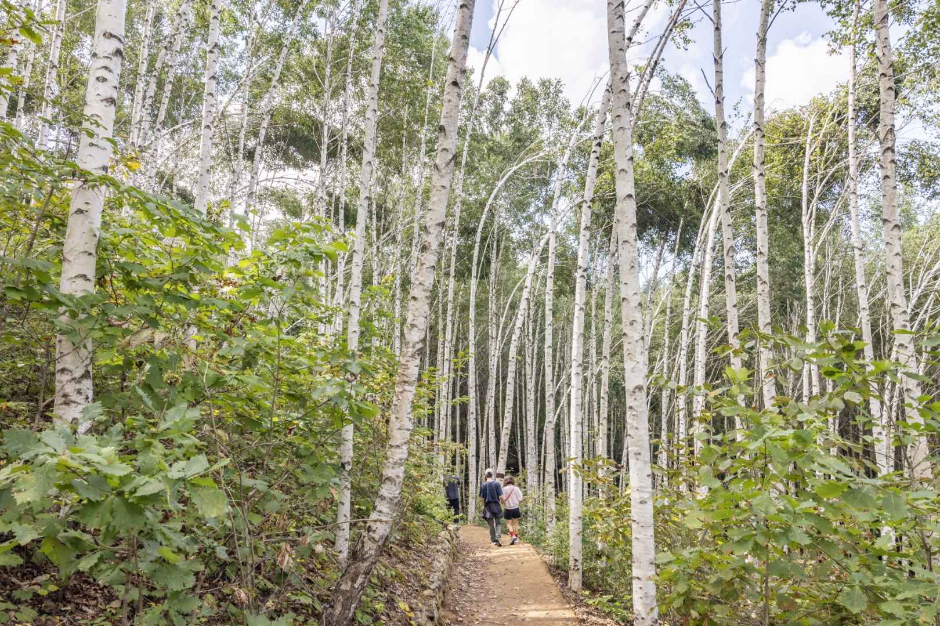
[
  {"xmin": 500, "ymin": 476, "xmax": 523, "ymax": 545},
  {"xmin": 479, "ymin": 468, "xmax": 504, "ymax": 547},
  {"xmin": 443, "ymin": 473, "xmax": 460, "ymax": 520}
]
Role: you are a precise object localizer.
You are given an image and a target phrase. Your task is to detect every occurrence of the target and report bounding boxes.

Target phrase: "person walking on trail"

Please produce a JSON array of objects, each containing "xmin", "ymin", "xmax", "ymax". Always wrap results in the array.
[
  {"xmin": 443, "ymin": 473, "xmax": 460, "ymax": 520},
  {"xmin": 500, "ymin": 476, "xmax": 523, "ymax": 545},
  {"xmin": 479, "ymin": 469, "xmax": 504, "ymax": 547}
]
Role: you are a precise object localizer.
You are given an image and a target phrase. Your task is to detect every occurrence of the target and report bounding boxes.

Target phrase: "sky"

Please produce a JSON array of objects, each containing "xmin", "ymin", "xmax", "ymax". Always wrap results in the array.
[{"xmin": 464, "ymin": 0, "xmax": 853, "ymax": 117}]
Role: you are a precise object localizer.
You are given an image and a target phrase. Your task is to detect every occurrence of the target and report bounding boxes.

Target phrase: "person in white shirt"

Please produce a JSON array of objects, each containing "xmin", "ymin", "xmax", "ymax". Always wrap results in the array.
[{"xmin": 499, "ymin": 476, "xmax": 524, "ymax": 545}]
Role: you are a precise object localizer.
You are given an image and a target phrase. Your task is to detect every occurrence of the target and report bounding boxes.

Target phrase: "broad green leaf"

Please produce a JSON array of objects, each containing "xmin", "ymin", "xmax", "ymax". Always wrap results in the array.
[
  {"xmin": 839, "ymin": 587, "xmax": 868, "ymax": 614},
  {"xmin": 14, "ymin": 461, "xmax": 57, "ymax": 503},
  {"xmin": 158, "ymin": 546, "xmax": 182, "ymax": 564},
  {"xmin": 882, "ymin": 491, "xmax": 909, "ymax": 520},
  {"xmin": 813, "ymin": 481, "xmax": 847, "ymax": 499},
  {"xmin": 191, "ymin": 486, "xmax": 227, "ymax": 518}
]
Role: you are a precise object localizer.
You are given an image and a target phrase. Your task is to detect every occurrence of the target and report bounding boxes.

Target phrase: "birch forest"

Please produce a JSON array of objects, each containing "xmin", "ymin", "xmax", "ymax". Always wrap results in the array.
[{"xmin": 1, "ymin": 0, "xmax": 940, "ymax": 623}]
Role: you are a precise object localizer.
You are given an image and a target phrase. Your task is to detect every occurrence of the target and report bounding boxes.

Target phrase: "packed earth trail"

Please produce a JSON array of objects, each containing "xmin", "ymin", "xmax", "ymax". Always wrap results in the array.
[{"xmin": 443, "ymin": 525, "xmax": 579, "ymax": 625}]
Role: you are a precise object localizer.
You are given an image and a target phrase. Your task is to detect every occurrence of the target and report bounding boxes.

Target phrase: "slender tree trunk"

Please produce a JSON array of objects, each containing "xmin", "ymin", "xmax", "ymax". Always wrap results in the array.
[
  {"xmin": 128, "ymin": 0, "xmax": 155, "ymax": 144},
  {"xmin": 243, "ymin": 0, "xmax": 310, "ymax": 218},
  {"xmin": 497, "ymin": 247, "xmax": 544, "ymax": 475},
  {"xmin": 847, "ymin": 0, "xmax": 887, "ymax": 473},
  {"xmin": 691, "ymin": 203, "xmax": 719, "ymax": 445},
  {"xmin": 599, "ymin": 232, "xmax": 615, "ymax": 463},
  {"xmin": 752, "ymin": 0, "xmax": 777, "ymax": 408},
  {"xmin": 0, "ymin": 0, "xmax": 27, "ymax": 120},
  {"xmin": 137, "ymin": 0, "xmax": 192, "ymax": 149},
  {"xmin": 543, "ymin": 131, "xmax": 577, "ymax": 515},
  {"xmin": 469, "ymin": 157, "xmax": 538, "ymax": 518},
  {"xmin": 13, "ymin": 0, "xmax": 40, "ymax": 130},
  {"xmin": 800, "ymin": 115, "xmax": 820, "ymax": 399},
  {"xmin": 321, "ymin": 2, "xmax": 474, "ymax": 620},
  {"xmin": 567, "ymin": 86, "xmax": 609, "ymax": 586},
  {"xmin": 712, "ymin": 0, "xmax": 743, "ymax": 440},
  {"xmin": 335, "ymin": 0, "xmax": 390, "ymax": 566},
  {"xmin": 873, "ymin": 0, "xmax": 930, "ymax": 479},
  {"xmin": 486, "ymin": 232, "xmax": 500, "ymax": 472},
  {"xmin": 37, "ymin": 0, "xmax": 67, "ymax": 150},
  {"xmin": 54, "ymin": 0, "xmax": 127, "ymax": 432},
  {"xmin": 194, "ymin": 0, "xmax": 222, "ymax": 215},
  {"xmin": 607, "ymin": 0, "xmax": 658, "ymax": 619},
  {"xmin": 331, "ymin": 3, "xmax": 361, "ymax": 333}
]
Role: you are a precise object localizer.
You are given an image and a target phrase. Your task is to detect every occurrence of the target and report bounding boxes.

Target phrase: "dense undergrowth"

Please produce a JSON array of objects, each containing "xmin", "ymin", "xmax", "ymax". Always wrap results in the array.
[
  {"xmin": 525, "ymin": 331, "xmax": 940, "ymax": 625},
  {"xmin": 0, "ymin": 120, "xmax": 452, "ymax": 624}
]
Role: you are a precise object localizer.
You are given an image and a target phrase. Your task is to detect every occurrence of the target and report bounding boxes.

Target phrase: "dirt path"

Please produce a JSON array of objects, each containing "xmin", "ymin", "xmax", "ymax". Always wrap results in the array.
[{"xmin": 442, "ymin": 525, "xmax": 579, "ymax": 625}]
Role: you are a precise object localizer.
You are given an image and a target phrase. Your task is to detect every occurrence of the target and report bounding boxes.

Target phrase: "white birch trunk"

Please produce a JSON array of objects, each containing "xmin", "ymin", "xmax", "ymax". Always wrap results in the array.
[
  {"xmin": 800, "ymin": 115, "xmax": 820, "ymax": 399},
  {"xmin": 37, "ymin": 0, "xmax": 67, "ymax": 150},
  {"xmin": 496, "ymin": 247, "xmax": 544, "ymax": 475},
  {"xmin": 13, "ymin": 0, "xmax": 40, "ymax": 130},
  {"xmin": 847, "ymin": 0, "xmax": 887, "ymax": 473},
  {"xmin": 567, "ymin": 86, "xmax": 609, "ymax": 588},
  {"xmin": 0, "ymin": 0, "xmax": 27, "ymax": 120},
  {"xmin": 330, "ymin": 3, "xmax": 361, "ymax": 333},
  {"xmin": 243, "ymin": 0, "xmax": 310, "ymax": 218},
  {"xmin": 54, "ymin": 0, "xmax": 127, "ymax": 432},
  {"xmin": 712, "ymin": 0, "xmax": 743, "ymax": 440},
  {"xmin": 607, "ymin": 0, "xmax": 658, "ymax": 619},
  {"xmin": 873, "ymin": 0, "xmax": 930, "ymax": 479},
  {"xmin": 321, "ymin": 2, "xmax": 474, "ymax": 619},
  {"xmin": 128, "ymin": 0, "xmax": 155, "ymax": 147},
  {"xmin": 194, "ymin": 0, "xmax": 222, "ymax": 215},
  {"xmin": 335, "ymin": 0, "xmax": 389, "ymax": 566},
  {"xmin": 752, "ymin": 0, "xmax": 777, "ymax": 408}
]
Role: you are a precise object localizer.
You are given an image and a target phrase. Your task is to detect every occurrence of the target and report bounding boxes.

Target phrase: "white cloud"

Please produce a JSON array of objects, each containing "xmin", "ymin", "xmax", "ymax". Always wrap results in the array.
[
  {"xmin": 472, "ymin": 0, "xmax": 671, "ymax": 108},
  {"xmin": 742, "ymin": 32, "xmax": 848, "ymax": 111},
  {"xmin": 466, "ymin": 46, "xmax": 504, "ymax": 92}
]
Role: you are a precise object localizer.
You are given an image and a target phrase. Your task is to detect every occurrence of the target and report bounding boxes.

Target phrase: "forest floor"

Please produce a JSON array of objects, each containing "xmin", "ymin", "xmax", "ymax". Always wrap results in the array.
[{"xmin": 442, "ymin": 525, "xmax": 579, "ymax": 625}]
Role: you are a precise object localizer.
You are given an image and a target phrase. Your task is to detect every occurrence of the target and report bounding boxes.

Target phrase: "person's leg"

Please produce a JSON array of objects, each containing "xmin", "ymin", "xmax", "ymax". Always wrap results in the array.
[
  {"xmin": 494, "ymin": 517, "xmax": 502, "ymax": 544},
  {"xmin": 486, "ymin": 516, "xmax": 497, "ymax": 543}
]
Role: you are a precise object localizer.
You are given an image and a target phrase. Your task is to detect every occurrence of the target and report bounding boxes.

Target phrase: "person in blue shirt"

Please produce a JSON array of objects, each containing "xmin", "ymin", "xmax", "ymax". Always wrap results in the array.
[{"xmin": 479, "ymin": 468, "xmax": 503, "ymax": 546}]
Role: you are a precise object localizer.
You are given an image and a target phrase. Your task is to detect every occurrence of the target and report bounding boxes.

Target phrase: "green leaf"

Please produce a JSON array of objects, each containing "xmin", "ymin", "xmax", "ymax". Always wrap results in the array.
[
  {"xmin": 0, "ymin": 552, "xmax": 23, "ymax": 566},
  {"xmin": 191, "ymin": 486, "xmax": 227, "ymax": 518},
  {"xmin": 133, "ymin": 480, "xmax": 166, "ymax": 498},
  {"xmin": 813, "ymin": 481, "xmax": 847, "ymax": 499},
  {"xmin": 158, "ymin": 546, "xmax": 182, "ymax": 564},
  {"xmin": 168, "ymin": 454, "xmax": 209, "ymax": 479},
  {"xmin": 18, "ymin": 26, "xmax": 42, "ymax": 45},
  {"xmin": 110, "ymin": 497, "xmax": 146, "ymax": 533},
  {"xmin": 14, "ymin": 461, "xmax": 57, "ymax": 503},
  {"xmin": 843, "ymin": 486, "xmax": 877, "ymax": 510},
  {"xmin": 75, "ymin": 551, "xmax": 101, "ymax": 572},
  {"xmin": 882, "ymin": 491, "xmax": 909, "ymax": 520},
  {"xmin": 839, "ymin": 587, "xmax": 868, "ymax": 614},
  {"xmin": 39, "ymin": 430, "xmax": 67, "ymax": 454},
  {"xmin": 72, "ymin": 475, "xmax": 111, "ymax": 501}
]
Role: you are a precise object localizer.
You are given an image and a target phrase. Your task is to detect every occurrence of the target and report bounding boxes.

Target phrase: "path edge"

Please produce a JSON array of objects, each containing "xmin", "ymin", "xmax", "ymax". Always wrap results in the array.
[{"xmin": 412, "ymin": 524, "xmax": 458, "ymax": 625}]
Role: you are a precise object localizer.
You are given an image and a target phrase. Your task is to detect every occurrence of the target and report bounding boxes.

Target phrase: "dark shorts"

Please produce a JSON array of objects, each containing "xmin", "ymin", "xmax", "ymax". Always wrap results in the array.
[
  {"xmin": 504, "ymin": 507, "xmax": 521, "ymax": 519},
  {"xmin": 447, "ymin": 498, "xmax": 460, "ymax": 515}
]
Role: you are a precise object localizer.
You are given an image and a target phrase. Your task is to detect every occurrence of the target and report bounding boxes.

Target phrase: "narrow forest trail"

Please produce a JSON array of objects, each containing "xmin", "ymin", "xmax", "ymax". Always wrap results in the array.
[{"xmin": 443, "ymin": 525, "xmax": 578, "ymax": 625}]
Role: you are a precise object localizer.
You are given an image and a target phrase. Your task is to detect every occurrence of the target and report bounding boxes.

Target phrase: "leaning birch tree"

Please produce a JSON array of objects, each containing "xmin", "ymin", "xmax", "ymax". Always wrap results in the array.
[
  {"xmin": 321, "ymin": 2, "xmax": 475, "ymax": 621},
  {"xmin": 335, "ymin": 0, "xmax": 391, "ymax": 566}
]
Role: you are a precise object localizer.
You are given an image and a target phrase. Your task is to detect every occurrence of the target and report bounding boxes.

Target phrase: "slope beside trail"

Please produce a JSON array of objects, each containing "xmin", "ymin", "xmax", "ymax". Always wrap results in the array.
[{"xmin": 442, "ymin": 524, "xmax": 579, "ymax": 625}]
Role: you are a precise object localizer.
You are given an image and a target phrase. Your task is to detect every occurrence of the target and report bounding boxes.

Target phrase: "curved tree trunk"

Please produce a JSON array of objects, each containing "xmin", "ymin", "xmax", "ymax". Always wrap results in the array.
[
  {"xmin": 335, "ymin": 0, "xmax": 390, "ymax": 566},
  {"xmin": 322, "ymin": 0, "xmax": 474, "ymax": 617},
  {"xmin": 54, "ymin": 0, "xmax": 127, "ymax": 432}
]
